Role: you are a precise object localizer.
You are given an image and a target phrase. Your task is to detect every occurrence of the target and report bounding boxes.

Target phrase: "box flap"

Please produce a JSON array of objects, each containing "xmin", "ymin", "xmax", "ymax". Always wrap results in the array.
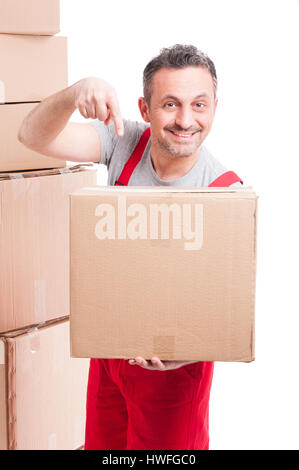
[
  {"xmin": 70, "ymin": 185, "xmax": 257, "ymax": 198},
  {"xmin": 0, "ymin": 163, "xmax": 95, "ymax": 181}
]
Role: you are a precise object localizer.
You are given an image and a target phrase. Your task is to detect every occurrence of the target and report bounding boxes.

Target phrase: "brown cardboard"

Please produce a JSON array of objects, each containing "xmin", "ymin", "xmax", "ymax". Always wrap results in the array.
[
  {"xmin": 0, "ymin": 0, "xmax": 60, "ymax": 35},
  {"xmin": 70, "ymin": 186, "xmax": 258, "ymax": 362},
  {"xmin": 0, "ymin": 34, "xmax": 67, "ymax": 103},
  {"xmin": 0, "ymin": 165, "xmax": 97, "ymax": 334},
  {"xmin": 0, "ymin": 319, "xmax": 90, "ymax": 450},
  {"xmin": 0, "ymin": 102, "xmax": 67, "ymax": 172}
]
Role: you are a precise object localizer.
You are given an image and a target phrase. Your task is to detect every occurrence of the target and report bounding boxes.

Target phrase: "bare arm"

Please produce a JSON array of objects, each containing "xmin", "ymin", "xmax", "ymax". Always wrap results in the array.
[{"xmin": 18, "ymin": 77, "xmax": 124, "ymax": 163}]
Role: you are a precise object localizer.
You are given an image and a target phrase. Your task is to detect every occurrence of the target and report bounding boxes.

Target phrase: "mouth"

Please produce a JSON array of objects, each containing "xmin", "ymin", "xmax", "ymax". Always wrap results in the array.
[{"xmin": 167, "ymin": 129, "xmax": 200, "ymax": 140}]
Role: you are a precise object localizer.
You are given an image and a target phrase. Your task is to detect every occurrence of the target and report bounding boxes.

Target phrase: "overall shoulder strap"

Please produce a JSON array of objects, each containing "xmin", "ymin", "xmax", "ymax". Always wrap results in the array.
[
  {"xmin": 114, "ymin": 127, "xmax": 151, "ymax": 186},
  {"xmin": 208, "ymin": 170, "xmax": 243, "ymax": 187},
  {"xmin": 115, "ymin": 128, "xmax": 242, "ymax": 188}
]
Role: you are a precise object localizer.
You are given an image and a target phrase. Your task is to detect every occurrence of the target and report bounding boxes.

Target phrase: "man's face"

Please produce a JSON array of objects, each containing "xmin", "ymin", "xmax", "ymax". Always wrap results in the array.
[{"xmin": 139, "ymin": 66, "xmax": 218, "ymax": 159}]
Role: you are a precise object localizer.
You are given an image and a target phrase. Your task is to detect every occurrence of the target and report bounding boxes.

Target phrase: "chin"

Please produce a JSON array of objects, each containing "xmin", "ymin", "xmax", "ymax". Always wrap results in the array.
[
  {"xmin": 158, "ymin": 133, "xmax": 201, "ymax": 156},
  {"xmin": 162, "ymin": 141, "xmax": 201, "ymax": 159},
  {"xmin": 172, "ymin": 151, "xmax": 197, "ymax": 158}
]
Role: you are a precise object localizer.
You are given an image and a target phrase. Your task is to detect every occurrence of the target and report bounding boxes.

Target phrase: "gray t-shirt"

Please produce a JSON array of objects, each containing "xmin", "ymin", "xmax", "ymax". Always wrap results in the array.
[{"xmin": 90, "ymin": 119, "xmax": 242, "ymax": 188}]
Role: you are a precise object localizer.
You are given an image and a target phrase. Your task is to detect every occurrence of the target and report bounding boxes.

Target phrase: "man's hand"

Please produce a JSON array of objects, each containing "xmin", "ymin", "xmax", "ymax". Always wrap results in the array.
[
  {"xmin": 128, "ymin": 356, "xmax": 198, "ymax": 371},
  {"xmin": 72, "ymin": 77, "xmax": 124, "ymax": 137},
  {"xmin": 18, "ymin": 76, "xmax": 124, "ymax": 163}
]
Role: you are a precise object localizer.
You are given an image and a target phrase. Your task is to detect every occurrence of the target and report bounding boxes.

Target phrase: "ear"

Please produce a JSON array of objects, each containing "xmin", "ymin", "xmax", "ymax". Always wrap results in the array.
[
  {"xmin": 214, "ymin": 97, "xmax": 218, "ymax": 114},
  {"xmin": 138, "ymin": 97, "xmax": 150, "ymax": 123}
]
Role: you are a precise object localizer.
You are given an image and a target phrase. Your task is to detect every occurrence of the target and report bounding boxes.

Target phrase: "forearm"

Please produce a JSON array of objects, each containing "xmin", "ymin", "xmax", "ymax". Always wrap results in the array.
[{"xmin": 18, "ymin": 84, "xmax": 77, "ymax": 151}]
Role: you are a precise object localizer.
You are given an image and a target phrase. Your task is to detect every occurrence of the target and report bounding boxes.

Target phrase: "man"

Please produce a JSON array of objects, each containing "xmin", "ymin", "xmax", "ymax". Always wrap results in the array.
[{"xmin": 18, "ymin": 44, "xmax": 243, "ymax": 450}]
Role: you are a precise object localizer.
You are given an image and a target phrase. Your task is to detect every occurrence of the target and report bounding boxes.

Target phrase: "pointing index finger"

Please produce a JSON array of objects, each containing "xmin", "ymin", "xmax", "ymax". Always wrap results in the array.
[
  {"xmin": 108, "ymin": 96, "xmax": 124, "ymax": 137},
  {"xmin": 113, "ymin": 114, "xmax": 124, "ymax": 137}
]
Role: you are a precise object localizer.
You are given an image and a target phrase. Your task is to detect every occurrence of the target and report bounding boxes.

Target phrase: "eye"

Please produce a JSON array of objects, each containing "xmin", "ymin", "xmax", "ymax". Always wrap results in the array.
[
  {"xmin": 195, "ymin": 102, "xmax": 205, "ymax": 109},
  {"xmin": 164, "ymin": 102, "xmax": 176, "ymax": 108}
]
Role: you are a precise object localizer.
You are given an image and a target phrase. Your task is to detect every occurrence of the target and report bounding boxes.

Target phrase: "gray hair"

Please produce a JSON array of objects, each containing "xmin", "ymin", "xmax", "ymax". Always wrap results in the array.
[{"xmin": 143, "ymin": 44, "xmax": 217, "ymax": 105}]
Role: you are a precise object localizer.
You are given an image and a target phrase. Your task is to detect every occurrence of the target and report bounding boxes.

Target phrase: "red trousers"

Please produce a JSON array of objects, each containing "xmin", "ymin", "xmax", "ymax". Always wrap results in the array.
[{"xmin": 84, "ymin": 358, "xmax": 214, "ymax": 450}]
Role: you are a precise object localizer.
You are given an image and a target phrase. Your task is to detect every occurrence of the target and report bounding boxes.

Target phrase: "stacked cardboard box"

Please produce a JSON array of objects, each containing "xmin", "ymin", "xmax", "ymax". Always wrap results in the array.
[
  {"xmin": 0, "ymin": 165, "xmax": 97, "ymax": 333},
  {"xmin": 0, "ymin": 320, "xmax": 89, "ymax": 450},
  {"xmin": 0, "ymin": 0, "xmax": 60, "ymax": 35},
  {"xmin": 0, "ymin": 165, "xmax": 97, "ymax": 450},
  {"xmin": 0, "ymin": 1, "xmax": 97, "ymax": 450},
  {"xmin": 0, "ymin": 0, "xmax": 67, "ymax": 172}
]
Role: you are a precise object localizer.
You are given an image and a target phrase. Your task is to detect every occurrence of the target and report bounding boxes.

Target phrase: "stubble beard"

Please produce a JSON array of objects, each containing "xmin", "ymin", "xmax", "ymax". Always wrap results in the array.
[{"xmin": 156, "ymin": 134, "xmax": 202, "ymax": 159}]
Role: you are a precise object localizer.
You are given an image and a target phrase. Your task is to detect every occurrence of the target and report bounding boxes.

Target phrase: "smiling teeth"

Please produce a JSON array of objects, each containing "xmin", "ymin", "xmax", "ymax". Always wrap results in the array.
[{"xmin": 173, "ymin": 133, "xmax": 192, "ymax": 137}]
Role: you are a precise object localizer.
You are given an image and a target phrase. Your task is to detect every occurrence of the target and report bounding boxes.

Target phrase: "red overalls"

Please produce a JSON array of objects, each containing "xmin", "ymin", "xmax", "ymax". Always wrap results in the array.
[{"xmin": 84, "ymin": 127, "xmax": 243, "ymax": 450}]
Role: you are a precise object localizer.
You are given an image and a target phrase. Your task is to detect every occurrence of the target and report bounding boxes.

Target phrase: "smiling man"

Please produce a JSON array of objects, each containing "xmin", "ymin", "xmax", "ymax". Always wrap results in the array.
[
  {"xmin": 18, "ymin": 44, "xmax": 243, "ymax": 450},
  {"xmin": 140, "ymin": 65, "xmax": 217, "ymax": 175}
]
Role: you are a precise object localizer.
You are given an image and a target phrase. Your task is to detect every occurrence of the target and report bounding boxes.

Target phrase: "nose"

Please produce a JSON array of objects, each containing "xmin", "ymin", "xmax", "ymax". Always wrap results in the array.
[{"xmin": 174, "ymin": 105, "xmax": 194, "ymax": 130}]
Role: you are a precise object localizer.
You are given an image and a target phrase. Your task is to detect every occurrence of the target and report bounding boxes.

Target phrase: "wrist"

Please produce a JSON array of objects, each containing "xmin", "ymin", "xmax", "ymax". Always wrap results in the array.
[{"xmin": 61, "ymin": 83, "xmax": 78, "ymax": 113}]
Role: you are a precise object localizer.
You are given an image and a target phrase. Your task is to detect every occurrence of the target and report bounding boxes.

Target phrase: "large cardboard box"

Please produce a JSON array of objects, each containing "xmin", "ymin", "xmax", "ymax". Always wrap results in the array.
[
  {"xmin": 0, "ymin": 165, "xmax": 97, "ymax": 334},
  {"xmin": 0, "ymin": 103, "xmax": 67, "ymax": 172},
  {"xmin": 70, "ymin": 186, "xmax": 258, "ymax": 362},
  {"xmin": 0, "ymin": 0, "xmax": 60, "ymax": 35},
  {"xmin": 0, "ymin": 319, "xmax": 89, "ymax": 450},
  {"xmin": 0, "ymin": 34, "xmax": 67, "ymax": 103}
]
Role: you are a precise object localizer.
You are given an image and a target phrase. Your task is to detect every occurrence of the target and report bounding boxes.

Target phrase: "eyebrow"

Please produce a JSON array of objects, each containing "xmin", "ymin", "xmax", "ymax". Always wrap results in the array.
[{"xmin": 161, "ymin": 93, "xmax": 210, "ymax": 101}]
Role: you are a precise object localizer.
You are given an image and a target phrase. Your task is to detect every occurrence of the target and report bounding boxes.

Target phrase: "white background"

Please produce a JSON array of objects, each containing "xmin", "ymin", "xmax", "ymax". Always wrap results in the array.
[{"xmin": 60, "ymin": 0, "xmax": 299, "ymax": 450}]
